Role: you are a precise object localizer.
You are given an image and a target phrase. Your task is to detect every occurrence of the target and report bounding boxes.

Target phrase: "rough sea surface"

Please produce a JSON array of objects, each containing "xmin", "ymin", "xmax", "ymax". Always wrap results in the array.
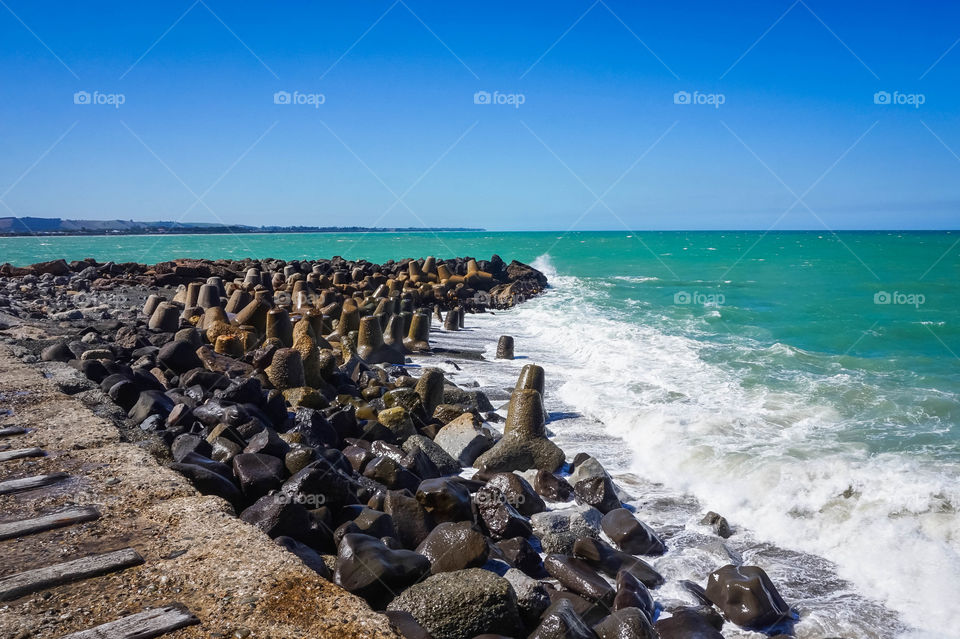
[{"xmin": 3, "ymin": 230, "xmax": 958, "ymax": 637}]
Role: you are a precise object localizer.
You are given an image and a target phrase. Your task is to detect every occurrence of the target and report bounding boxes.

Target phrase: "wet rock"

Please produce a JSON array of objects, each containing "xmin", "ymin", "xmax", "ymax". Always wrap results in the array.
[
  {"xmin": 495, "ymin": 335, "xmax": 514, "ymax": 360},
  {"xmin": 503, "ymin": 567, "xmax": 549, "ymax": 628},
  {"xmin": 415, "ymin": 521, "xmax": 489, "ymax": 574},
  {"xmin": 495, "ymin": 536, "xmax": 545, "ymax": 578},
  {"xmin": 600, "ymin": 509, "xmax": 666, "ymax": 556},
  {"xmin": 533, "ymin": 470, "xmax": 574, "ymax": 502},
  {"xmin": 384, "ymin": 490, "xmax": 434, "ymax": 549},
  {"xmin": 544, "ymin": 554, "xmax": 614, "ymax": 604},
  {"xmin": 415, "ymin": 369, "xmax": 445, "ymax": 417},
  {"xmin": 530, "ymin": 505, "xmax": 602, "ymax": 554},
  {"xmin": 485, "ymin": 472, "xmax": 546, "ymax": 517},
  {"xmin": 474, "ymin": 485, "xmax": 532, "ymax": 540},
  {"xmin": 700, "ymin": 511, "xmax": 732, "ymax": 538},
  {"xmin": 705, "ymin": 564, "xmax": 791, "ymax": 631},
  {"xmin": 572, "ymin": 538, "xmax": 664, "ymax": 589},
  {"xmin": 613, "ymin": 570, "xmax": 655, "ymax": 619},
  {"xmin": 334, "ymin": 533, "xmax": 431, "ymax": 609},
  {"xmin": 574, "ymin": 476, "xmax": 621, "ymax": 514},
  {"xmin": 529, "ymin": 598, "xmax": 594, "ymax": 639},
  {"xmin": 655, "ymin": 606, "xmax": 724, "ymax": 639},
  {"xmin": 386, "ymin": 568, "xmax": 522, "ymax": 639},
  {"xmin": 593, "ymin": 607, "xmax": 657, "ymax": 639},
  {"xmin": 473, "ymin": 389, "xmax": 564, "ymax": 473}
]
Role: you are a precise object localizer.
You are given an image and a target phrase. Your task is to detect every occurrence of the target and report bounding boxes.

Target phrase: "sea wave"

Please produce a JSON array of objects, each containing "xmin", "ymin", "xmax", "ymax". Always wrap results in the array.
[{"xmin": 501, "ymin": 255, "xmax": 960, "ymax": 637}]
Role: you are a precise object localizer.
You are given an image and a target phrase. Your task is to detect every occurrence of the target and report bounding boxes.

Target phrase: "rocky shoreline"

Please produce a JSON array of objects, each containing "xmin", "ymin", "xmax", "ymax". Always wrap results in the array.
[{"xmin": 0, "ymin": 254, "xmax": 803, "ymax": 639}]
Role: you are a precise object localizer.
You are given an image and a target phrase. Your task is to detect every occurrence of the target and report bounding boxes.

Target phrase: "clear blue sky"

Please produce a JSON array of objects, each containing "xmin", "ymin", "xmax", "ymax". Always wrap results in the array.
[{"xmin": 1, "ymin": 1, "xmax": 958, "ymax": 230}]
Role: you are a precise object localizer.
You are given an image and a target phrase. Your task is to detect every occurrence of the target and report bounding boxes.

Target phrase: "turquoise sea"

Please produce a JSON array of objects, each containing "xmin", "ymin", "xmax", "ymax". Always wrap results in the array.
[{"xmin": 3, "ymin": 230, "xmax": 958, "ymax": 636}]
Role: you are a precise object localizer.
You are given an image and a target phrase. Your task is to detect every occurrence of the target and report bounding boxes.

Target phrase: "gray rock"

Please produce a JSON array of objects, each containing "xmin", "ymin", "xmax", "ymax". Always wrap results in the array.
[
  {"xmin": 504, "ymin": 568, "xmax": 550, "ymax": 628},
  {"xmin": 402, "ymin": 434, "xmax": 461, "ymax": 475},
  {"xmin": 387, "ymin": 568, "xmax": 522, "ymax": 639},
  {"xmin": 432, "ymin": 414, "xmax": 493, "ymax": 466},
  {"xmin": 530, "ymin": 505, "xmax": 603, "ymax": 554}
]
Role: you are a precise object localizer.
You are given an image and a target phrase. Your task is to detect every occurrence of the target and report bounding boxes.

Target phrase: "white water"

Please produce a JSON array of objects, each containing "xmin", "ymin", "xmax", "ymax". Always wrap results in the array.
[{"xmin": 429, "ymin": 255, "xmax": 960, "ymax": 639}]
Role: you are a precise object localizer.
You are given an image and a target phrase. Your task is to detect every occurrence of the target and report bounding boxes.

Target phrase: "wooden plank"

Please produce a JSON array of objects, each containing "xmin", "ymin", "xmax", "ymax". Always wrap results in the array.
[
  {"xmin": 0, "ymin": 427, "xmax": 28, "ymax": 437},
  {"xmin": 0, "ymin": 548, "xmax": 144, "ymax": 601},
  {"xmin": 61, "ymin": 604, "xmax": 199, "ymax": 638},
  {"xmin": 0, "ymin": 506, "xmax": 100, "ymax": 541},
  {"xmin": 0, "ymin": 472, "xmax": 69, "ymax": 495},
  {"xmin": 0, "ymin": 447, "xmax": 45, "ymax": 462}
]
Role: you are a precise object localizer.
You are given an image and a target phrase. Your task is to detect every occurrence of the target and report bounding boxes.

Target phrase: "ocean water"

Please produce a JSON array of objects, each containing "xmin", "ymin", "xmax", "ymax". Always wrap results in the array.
[{"xmin": 3, "ymin": 230, "xmax": 959, "ymax": 636}]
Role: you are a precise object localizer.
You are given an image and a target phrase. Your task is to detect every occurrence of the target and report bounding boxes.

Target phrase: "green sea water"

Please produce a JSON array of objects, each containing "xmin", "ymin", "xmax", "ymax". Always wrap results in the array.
[{"xmin": 2, "ymin": 230, "xmax": 959, "ymax": 635}]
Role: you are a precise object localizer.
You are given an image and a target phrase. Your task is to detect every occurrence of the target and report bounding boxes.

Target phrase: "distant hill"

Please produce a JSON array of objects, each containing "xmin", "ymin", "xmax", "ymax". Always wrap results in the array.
[{"xmin": 0, "ymin": 217, "xmax": 482, "ymax": 236}]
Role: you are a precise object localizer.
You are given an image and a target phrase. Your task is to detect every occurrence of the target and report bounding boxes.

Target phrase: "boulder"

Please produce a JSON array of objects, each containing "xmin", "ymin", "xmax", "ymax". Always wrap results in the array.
[
  {"xmin": 402, "ymin": 434, "xmax": 461, "ymax": 476},
  {"xmin": 386, "ymin": 568, "xmax": 522, "ymax": 639},
  {"xmin": 593, "ymin": 607, "xmax": 657, "ymax": 639},
  {"xmin": 544, "ymin": 554, "xmax": 614, "ymax": 604},
  {"xmin": 485, "ymin": 472, "xmax": 546, "ymax": 517},
  {"xmin": 529, "ymin": 598, "xmax": 594, "ymax": 639},
  {"xmin": 704, "ymin": 564, "xmax": 791, "ymax": 631},
  {"xmin": 573, "ymin": 475, "xmax": 621, "ymax": 514},
  {"xmin": 432, "ymin": 413, "xmax": 494, "ymax": 466},
  {"xmin": 415, "ymin": 477, "xmax": 473, "ymax": 524},
  {"xmin": 503, "ymin": 568, "xmax": 549, "ymax": 629},
  {"xmin": 474, "ymin": 486, "xmax": 532, "ymax": 540},
  {"xmin": 232, "ymin": 453, "xmax": 286, "ymax": 501},
  {"xmin": 572, "ymin": 537, "xmax": 664, "ymax": 589},
  {"xmin": 533, "ymin": 470, "xmax": 574, "ymax": 502},
  {"xmin": 613, "ymin": 570, "xmax": 655, "ymax": 620},
  {"xmin": 600, "ymin": 509, "xmax": 666, "ymax": 556},
  {"xmin": 530, "ymin": 505, "xmax": 602, "ymax": 554},
  {"xmin": 334, "ymin": 533, "xmax": 431, "ymax": 610},
  {"xmin": 655, "ymin": 606, "xmax": 724, "ymax": 639},
  {"xmin": 415, "ymin": 521, "xmax": 489, "ymax": 574}
]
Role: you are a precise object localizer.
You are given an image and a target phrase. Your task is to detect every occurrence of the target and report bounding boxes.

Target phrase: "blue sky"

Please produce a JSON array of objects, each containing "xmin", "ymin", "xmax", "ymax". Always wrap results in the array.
[{"xmin": 1, "ymin": 0, "xmax": 958, "ymax": 230}]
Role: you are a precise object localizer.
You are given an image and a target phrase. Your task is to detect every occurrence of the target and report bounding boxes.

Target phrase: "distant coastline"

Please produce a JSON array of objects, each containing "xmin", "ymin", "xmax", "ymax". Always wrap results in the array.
[{"xmin": 0, "ymin": 216, "xmax": 482, "ymax": 237}]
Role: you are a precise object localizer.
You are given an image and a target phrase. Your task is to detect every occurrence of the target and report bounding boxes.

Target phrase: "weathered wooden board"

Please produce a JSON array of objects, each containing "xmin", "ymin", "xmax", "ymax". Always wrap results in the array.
[
  {"xmin": 0, "ymin": 472, "xmax": 69, "ymax": 495},
  {"xmin": 61, "ymin": 604, "xmax": 199, "ymax": 638},
  {"xmin": 0, "ymin": 447, "xmax": 45, "ymax": 462},
  {"xmin": 0, "ymin": 548, "xmax": 144, "ymax": 601},
  {"xmin": 0, "ymin": 506, "xmax": 100, "ymax": 540}
]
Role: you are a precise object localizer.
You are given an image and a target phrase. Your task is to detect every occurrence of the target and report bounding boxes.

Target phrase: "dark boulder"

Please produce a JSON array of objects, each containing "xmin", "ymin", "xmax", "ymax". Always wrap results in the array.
[
  {"xmin": 415, "ymin": 521, "xmax": 489, "ymax": 574},
  {"xmin": 704, "ymin": 564, "xmax": 792, "ymax": 631},
  {"xmin": 334, "ymin": 533, "xmax": 431, "ymax": 610},
  {"xmin": 600, "ymin": 509, "xmax": 666, "ymax": 555}
]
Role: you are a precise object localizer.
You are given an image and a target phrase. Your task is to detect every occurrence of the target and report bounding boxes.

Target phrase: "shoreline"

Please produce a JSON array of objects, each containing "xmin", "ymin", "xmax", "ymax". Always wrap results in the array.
[{"xmin": 0, "ymin": 254, "xmax": 902, "ymax": 638}]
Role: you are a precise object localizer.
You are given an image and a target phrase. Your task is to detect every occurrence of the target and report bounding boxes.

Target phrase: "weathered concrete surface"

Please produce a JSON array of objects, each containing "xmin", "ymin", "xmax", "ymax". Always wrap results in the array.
[{"xmin": 0, "ymin": 345, "xmax": 400, "ymax": 639}]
